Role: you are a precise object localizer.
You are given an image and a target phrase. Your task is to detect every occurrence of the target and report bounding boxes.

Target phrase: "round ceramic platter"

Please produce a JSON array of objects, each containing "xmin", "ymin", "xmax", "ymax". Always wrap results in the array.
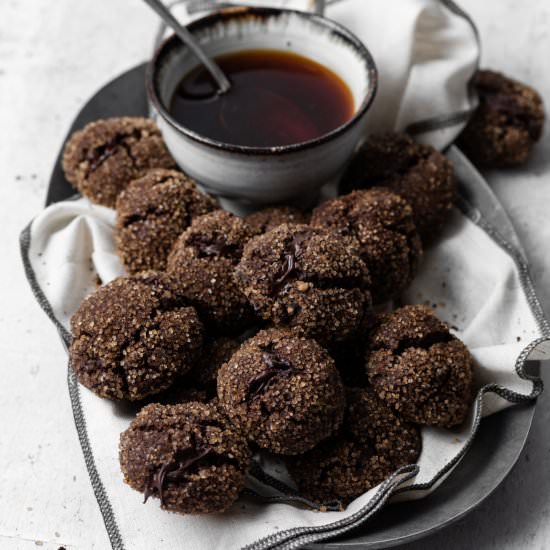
[{"xmin": 46, "ymin": 64, "xmax": 537, "ymax": 549}]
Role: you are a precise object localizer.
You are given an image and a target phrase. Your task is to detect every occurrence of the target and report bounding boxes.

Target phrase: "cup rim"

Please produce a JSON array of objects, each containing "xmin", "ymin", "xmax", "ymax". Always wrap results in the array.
[{"xmin": 146, "ymin": 6, "xmax": 378, "ymax": 156}]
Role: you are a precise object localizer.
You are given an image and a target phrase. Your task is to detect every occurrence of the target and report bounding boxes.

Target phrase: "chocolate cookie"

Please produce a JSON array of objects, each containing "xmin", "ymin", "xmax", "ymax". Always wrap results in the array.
[
  {"xmin": 287, "ymin": 387, "xmax": 421, "ymax": 506},
  {"xmin": 63, "ymin": 117, "xmax": 176, "ymax": 207},
  {"xmin": 236, "ymin": 224, "xmax": 371, "ymax": 344},
  {"xmin": 457, "ymin": 70, "xmax": 545, "ymax": 167},
  {"xmin": 167, "ymin": 210, "xmax": 256, "ymax": 334},
  {"xmin": 119, "ymin": 402, "xmax": 251, "ymax": 514},
  {"xmin": 217, "ymin": 329, "xmax": 345, "ymax": 455},
  {"xmin": 311, "ymin": 188, "xmax": 422, "ymax": 303},
  {"xmin": 245, "ymin": 206, "xmax": 309, "ymax": 235},
  {"xmin": 366, "ymin": 305, "xmax": 474, "ymax": 427},
  {"xmin": 340, "ymin": 133, "xmax": 456, "ymax": 238},
  {"xmin": 69, "ymin": 271, "xmax": 203, "ymax": 401},
  {"xmin": 115, "ymin": 169, "xmax": 218, "ymax": 274}
]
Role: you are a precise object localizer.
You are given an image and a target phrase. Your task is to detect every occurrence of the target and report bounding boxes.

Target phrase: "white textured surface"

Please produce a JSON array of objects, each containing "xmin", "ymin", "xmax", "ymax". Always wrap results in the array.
[{"xmin": 0, "ymin": 1, "xmax": 549, "ymax": 549}]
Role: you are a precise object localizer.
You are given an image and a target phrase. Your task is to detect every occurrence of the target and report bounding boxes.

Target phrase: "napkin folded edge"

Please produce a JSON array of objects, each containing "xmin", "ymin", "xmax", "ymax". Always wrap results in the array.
[{"xmin": 19, "ymin": 188, "xmax": 549, "ymax": 550}]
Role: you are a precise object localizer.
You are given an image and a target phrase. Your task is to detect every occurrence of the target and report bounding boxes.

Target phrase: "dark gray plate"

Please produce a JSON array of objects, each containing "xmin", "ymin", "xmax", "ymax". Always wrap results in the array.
[{"xmin": 46, "ymin": 64, "xmax": 537, "ymax": 549}]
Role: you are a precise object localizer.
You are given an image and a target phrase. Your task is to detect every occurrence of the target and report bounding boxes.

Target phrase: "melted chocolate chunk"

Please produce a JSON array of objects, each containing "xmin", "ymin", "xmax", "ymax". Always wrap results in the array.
[
  {"xmin": 274, "ymin": 253, "xmax": 297, "ymax": 288},
  {"xmin": 186, "ymin": 232, "xmax": 241, "ymax": 260},
  {"xmin": 269, "ymin": 230, "xmax": 364, "ymax": 297},
  {"xmin": 272, "ymin": 233, "xmax": 309, "ymax": 294},
  {"xmin": 246, "ymin": 347, "xmax": 300, "ymax": 400},
  {"xmin": 85, "ymin": 129, "xmax": 140, "ymax": 175},
  {"xmin": 262, "ymin": 349, "xmax": 293, "ymax": 371},
  {"xmin": 144, "ymin": 446, "xmax": 213, "ymax": 505}
]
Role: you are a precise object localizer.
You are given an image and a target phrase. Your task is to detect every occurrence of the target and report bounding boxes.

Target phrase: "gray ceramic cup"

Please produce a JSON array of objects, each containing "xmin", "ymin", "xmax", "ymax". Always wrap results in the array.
[{"xmin": 147, "ymin": 7, "xmax": 377, "ymax": 205}]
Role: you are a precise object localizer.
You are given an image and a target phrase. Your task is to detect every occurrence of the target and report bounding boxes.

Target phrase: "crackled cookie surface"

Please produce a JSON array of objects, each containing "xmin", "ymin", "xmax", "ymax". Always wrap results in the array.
[
  {"xmin": 119, "ymin": 402, "xmax": 251, "ymax": 514},
  {"xmin": 63, "ymin": 117, "xmax": 175, "ymax": 207},
  {"xmin": 115, "ymin": 169, "xmax": 218, "ymax": 273},
  {"xmin": 69, "ymin": 271, "xmax": 203, "ymax": 401},
  {"xmin": 167, "ymin": 210, "xmax": 256, "ymax": 334},
  {"xmin": 311, "ymin": 188, "xmax": 422, "ymax": 303},
  {"xmin": 287, "ymin": 387, "xmax": 421, "ymax": 506},
  {"xmin": 366, "ymin": 305, "xmax": 474, "ymax": 427},
  {"xmin": 236, "ymin": 223, "xmax": 371, "ymax": 344},
  {"xmin": 457, "ymin": 70, "xmax": 545, "ymax": 167},
  {"xmin": 340, "ymin": 133, "xmax": 456, "ymax": 238},
  {"xmin": 217, "ymin": 329, "xmax": 345, "ymax": 454}
]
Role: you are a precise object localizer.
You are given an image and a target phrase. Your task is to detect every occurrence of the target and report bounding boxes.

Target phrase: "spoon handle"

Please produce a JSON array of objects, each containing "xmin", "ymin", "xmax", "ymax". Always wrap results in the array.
[
  {"xmin": 314, "ymin": 0, "xmax": 326, "ymax": 16},
  {"xmin": 143, "ymin": 0, "xmax": 231, "ymax": 94}
]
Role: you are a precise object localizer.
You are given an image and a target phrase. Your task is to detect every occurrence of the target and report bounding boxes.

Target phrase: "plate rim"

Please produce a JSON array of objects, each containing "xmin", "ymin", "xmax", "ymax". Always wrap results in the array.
[{"xmin": 37, "ymin": 63, "xmax": 545, "ymax": 550}]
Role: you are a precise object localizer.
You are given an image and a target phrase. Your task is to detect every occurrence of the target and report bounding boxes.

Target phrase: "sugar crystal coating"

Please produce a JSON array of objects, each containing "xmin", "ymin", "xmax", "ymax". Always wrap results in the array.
[
  {"xmin": 366, "ymin": 305, "xmax": 474, "ymax": 427},
  {"xmin": 119, "ymin": 402, "xmax": 251, "ymax": 514},
  {"xmin": 286, "ymin": 387, "xmax": 421, "ymax": 506},
  {"xmin": 311, "ymin": 188, "xmax": 422, "ymax": 303},
  {"xmin": 63, "ymin": 117, "xmax": 175, "ymax": 207},
  {"xmin": 236, "ymin": 223, "xmax": 371, "ymax": 344},
  {"xmin": 217, "ymin": 328, "xmax": 345, "ymax": 455},
  {"xmin": 167, "ymin": 210, "xmax": 256, "ymax": 334},
  {"xmin": 69, "ymin": 271, "xmax": 203, "ymax": 401},
  {"xmin": 115, "ymin": 168, "xmax": 218, "ymax": 273},
  {"xmin": 245, "ymin": 206, "xmax": 309, "ymax": 235},
  {"xmin": 340, "ymin": 133, "xmax": 456, "ymax": 238}
]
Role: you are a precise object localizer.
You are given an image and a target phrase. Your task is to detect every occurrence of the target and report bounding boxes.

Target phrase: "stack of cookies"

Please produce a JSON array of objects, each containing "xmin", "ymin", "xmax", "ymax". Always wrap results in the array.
[{"xmin": 62, "ymin": 68, "xmax": 543, "ymax": 516}]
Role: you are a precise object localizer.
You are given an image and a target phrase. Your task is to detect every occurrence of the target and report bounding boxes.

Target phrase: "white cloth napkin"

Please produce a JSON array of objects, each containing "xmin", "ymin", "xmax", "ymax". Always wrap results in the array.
[
  {"xmin": 19, "ymin": 2, "xmax": 549, "ymax": 549},
  {"xmin": 21, "ymin": 172, "xmax": 548, "ymax": 550},
  {"xmin": 167, "ymin": 0, "xmax": 480, "ymax": 149}
]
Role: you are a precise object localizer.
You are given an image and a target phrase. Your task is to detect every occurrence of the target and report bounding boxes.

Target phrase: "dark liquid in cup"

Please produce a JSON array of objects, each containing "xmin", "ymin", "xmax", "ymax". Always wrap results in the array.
[{"xmin": 168, "ymin": 49, "xmax": 355, "ymax": 148}]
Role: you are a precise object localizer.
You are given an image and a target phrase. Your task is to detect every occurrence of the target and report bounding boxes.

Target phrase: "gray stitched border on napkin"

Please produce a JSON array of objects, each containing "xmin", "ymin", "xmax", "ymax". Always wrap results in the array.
[{"xmin": 19, "ymin": 146, "xmax": 549, "ymax": 550}]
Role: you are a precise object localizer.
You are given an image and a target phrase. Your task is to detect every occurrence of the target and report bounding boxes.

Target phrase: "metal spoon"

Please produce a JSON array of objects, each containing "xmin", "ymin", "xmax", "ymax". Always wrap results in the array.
[
  {"xmin": 143, "ymin": 0, "xmax": 231, "ymax": 94},
  {"xmin": 314, "ymin": 0, "xmax": 326, "ymax": 16}
]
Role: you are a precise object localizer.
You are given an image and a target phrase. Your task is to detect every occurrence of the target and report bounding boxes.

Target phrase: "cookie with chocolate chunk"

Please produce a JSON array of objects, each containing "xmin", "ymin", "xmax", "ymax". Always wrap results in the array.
[
  {"xmin": 311, "ymin": 188, "xmax": 422, "ymax": 303},
  {"xmin": 167, "ymin": 210, "xmax": 256, "ymax": 334},
  {"xmin": 115, "ymin": 169, "xmax": 218, "ymax": 274},
  {"xmin": 457, "ymin": 69, "xmax": 545, "ymax": 167},
  {"xmin": 286, "ymin": 387, "xmax": 421, "ymax": 507},
  {"xmin": 236, "ymin": 224, "xmax": 371, "ymax": 344},
  {"xmin": 340, "ymin": 133, "xmax": 456, "ymax": 238},
  {"xmin": 217, "ymin": 329, "xmax": 345, "ymax": 455},
  {"xmin": 119, "ymin": 402, "xmax": 251, "ymax": 514},
  {"xmin": 245, "ymin": 206, "xmax": 308, "ymax": 235},
  {"xmin": 366, "ymin": 305, "xmax": 474, "ymax": 427},
  {"xmin": 63, "ymin": 117, "xmax": 176, "ymax": 207},
  {"xmin": 69, "ymin": 271, "xmax": 203, "ymax": 401}
]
